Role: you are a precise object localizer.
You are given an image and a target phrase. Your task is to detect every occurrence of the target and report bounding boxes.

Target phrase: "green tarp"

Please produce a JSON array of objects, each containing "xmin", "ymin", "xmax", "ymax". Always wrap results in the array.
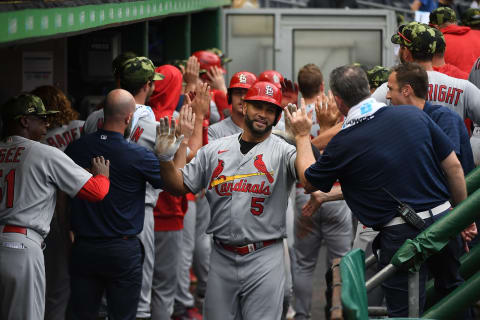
[{"xmin": 340, "ymin": 249, "xmax": 369, "ymax": 320}]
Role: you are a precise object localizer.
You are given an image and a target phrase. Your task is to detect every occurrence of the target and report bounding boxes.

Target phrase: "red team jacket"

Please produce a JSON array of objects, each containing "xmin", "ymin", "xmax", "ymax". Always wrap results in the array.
[{"xmin": 441, "ymin": 25, "xmax": 480, "ymax": 74}]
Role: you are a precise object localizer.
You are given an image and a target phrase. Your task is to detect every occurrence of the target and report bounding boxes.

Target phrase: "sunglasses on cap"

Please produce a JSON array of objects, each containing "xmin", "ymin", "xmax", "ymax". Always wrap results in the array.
[{"xmin": 397, "ymin": 25, "xmax": 412, "ymax": 43}]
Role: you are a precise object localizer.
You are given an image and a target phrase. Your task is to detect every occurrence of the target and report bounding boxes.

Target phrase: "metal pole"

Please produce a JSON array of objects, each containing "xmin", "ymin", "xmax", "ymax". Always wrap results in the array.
[
  {"xmin": 408, "ymin": 271, "xmax": 420, "ymax": 317},
  {"xmin": 366, "ymin": 264, "xmax": 398, "ymax": 293},
  {"xmin": 365, "ymin": 254, "xmax": 377, "ymax": 269}
]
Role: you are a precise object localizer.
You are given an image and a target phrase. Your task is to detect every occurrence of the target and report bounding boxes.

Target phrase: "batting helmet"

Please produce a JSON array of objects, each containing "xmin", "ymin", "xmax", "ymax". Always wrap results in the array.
[
  {"xmin": 244, "ymin": 81, "xmax": 283, "ymax": 109},
  {"xmin": 193, "ymin": 50, "xmax": 226, "ymax": 74},
  {"xmin": 258, "ymin": 70, "xmax": 284, "ymax": 89},
  {"xmin": 228, "ymin": 71, "xmax": 257, "ymax": 104}
]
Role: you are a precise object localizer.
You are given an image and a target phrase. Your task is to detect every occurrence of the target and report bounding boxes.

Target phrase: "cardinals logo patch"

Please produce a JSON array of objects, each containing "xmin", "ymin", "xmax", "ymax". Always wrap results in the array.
[
  {"xmin": 239, "ymin": 74, "xmax": 247, "ymax": 83},
  {"xmin": 254, "ymin": 154, "xmax": 274, "ymax": 183},
  {"xmin": 265, "ymin": 85, "xmax": 274, "ymax": 97}
]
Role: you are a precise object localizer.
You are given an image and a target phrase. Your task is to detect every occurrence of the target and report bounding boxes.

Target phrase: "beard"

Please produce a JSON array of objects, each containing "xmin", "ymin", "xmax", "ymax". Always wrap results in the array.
[
  {"xmin": 244, "ymin": 113, "xmax": 274, "ymax": 137},
  {"xmin": 124, "ymin": 118, "xmax": 133, "ymax": 139}
]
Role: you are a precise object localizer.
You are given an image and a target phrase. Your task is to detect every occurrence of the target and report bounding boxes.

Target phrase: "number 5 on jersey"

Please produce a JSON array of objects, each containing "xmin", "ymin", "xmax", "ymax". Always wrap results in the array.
[{"xmin": 250, "ymin": 197, "xmax": 265, "ymax": 216}]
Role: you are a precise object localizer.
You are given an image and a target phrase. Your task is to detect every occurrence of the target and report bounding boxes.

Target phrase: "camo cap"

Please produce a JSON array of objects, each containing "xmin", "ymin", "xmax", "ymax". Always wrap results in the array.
[
  {"xmin": 2, "ymin": 94, "xmax": 59, "ymax": 119},
  {"xmin": 430, "ymin": 7, "xmax": 457, "ymax": 26},
  {"xmin": 366, "ymin": 66, "xmax": 391, "ymax": 89},
  {"xmin": 391, "ymin": 22, "xmax": 439, "ymax": 54},
  {"xmin": 120, "ymin": 56, "xmax": 164, "ymax": 86},
  {"xmin": 112, "ymin": 52, "xmax": 137, "ymax": 78},
  {"xmin": 462, "ymin": 8, "xmax": 480, "ymax": 27}
]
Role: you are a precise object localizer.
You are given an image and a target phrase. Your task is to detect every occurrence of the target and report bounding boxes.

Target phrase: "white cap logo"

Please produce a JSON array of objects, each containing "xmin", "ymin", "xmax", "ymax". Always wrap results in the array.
[
  {"xmin": 239, "ymin": 74, "xmax": 247, "ymax": 83},
  {"xmin": 273, "ymin": 75, "xmax": 280, "ymax": 83},
  {"xmin": 265, "ymin": 85, "xmax": 274, "ymax": 97}
]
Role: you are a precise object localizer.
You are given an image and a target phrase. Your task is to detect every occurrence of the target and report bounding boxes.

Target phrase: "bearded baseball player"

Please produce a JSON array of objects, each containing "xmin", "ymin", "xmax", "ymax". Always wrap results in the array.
[
  {"xmin": 0, "ymin": 94, "xmax": 110, "ymax": 320},
  {"xmin": 154, "ymin": 81, "xmax": 310, "ymax": 320},
  {"xmin": 373, "ymin": 22, "xmax": 480, "ymax": 125}
]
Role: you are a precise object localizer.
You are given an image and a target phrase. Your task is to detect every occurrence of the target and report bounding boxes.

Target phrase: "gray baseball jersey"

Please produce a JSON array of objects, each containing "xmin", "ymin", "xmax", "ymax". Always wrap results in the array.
[
  {"xmin": 373, "ymin": 70, "xmax": 480, "ymax": 124},
  {"xmin": 0, "ymin": 136, "xmax": 91, "ymax": 237},
  {"xmin": 208, "ymin": 117, "xmax": 242, "ymax": 142},
  {"xmin": 469, "ymin": 57, "xmax": 480, "ymax": 87},
  {"xmin": 181, "ymin": 133, "xmax": 297, "ymax": 244},
  {"xmin": 44, "ymin": 120, "xmax": 85, "ymax": 152}
]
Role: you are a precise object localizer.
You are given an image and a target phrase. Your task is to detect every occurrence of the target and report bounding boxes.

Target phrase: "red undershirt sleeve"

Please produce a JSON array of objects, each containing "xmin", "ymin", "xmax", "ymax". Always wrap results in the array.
[{"xmin": 76, "ymin": 174, "xmax": 110, "ymax": 202}]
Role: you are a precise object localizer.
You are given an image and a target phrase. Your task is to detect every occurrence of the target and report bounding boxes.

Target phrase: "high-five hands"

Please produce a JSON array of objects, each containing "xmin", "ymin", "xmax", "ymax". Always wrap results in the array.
[
  {"xmin": 155, "ymin": 117, "xmax": 184, "ymax": 162},
  {"xmin": 175, "ymin": 102, "xmax": 196, "ymax": 143},
  {"xmin": 315, "ymin": 91, "xmax": 342, "ymax": 132},
  {"xmin": 284, "ymin": 98, "xmax": 313, "ymax": 138}
]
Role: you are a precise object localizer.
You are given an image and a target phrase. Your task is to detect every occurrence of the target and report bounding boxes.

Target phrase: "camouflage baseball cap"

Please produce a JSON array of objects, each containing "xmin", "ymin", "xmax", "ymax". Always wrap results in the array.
[
  {"xmin": 462, "ymin": 8, "xmax": 480, "ymax": 27},
  {"xmin": 120, "ymin": 56, "xmax": 164, "ymax": 86},
  {"xmin": 430, "ymin": 7, "xmax": 457, "ymax": 26},
  {"xmin": 112, "ymin": 51, "xmax": 137, "ymax": 78},
  {"xmin": 2, "ymin": 94, "xmax": 59, "ymax": 119},
  {"xmin": 391, "ymin": 22, "xmax": 439, "ymax": 54},
  {"xmin": 366, "ymin": 66, "xmax": 391, "ymax": 89}
]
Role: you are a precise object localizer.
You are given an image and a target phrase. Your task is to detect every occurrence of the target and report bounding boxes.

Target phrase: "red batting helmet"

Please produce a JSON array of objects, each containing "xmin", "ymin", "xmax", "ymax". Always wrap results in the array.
[
  {"xmin": 244, "ymin": 81, "xmax": 283, "ymax": 109},
  {"xmin": 193, "ymin": 50, "xmax": 226, "ymax": 74},
  {"xmin": 258, "ymin": 70, "xmax": 284, "ymax": 89},
  {"xmin": 229, "ymin": 71, "xmax": 257, "ymax": 89},
  {"xmin": 228, "ymin": 71, "xmax": 257, "ymax": 104}
]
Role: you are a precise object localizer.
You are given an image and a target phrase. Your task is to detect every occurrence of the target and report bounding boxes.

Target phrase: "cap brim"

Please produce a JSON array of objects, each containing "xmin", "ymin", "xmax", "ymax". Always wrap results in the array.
[
  {"xmin": 153, "ymin": 72, "xmax": 165, "ymax": 80},
  {"xmin": 244, "ymin": 96, "xmax": 282, "ymax": 108},
  {"xmin": 38, "ymin": 110, "xmax": 60, "ymax": 116},
  {"xmin": 391, "ymin": 34, "xmax": 402, "ymax": 45}
]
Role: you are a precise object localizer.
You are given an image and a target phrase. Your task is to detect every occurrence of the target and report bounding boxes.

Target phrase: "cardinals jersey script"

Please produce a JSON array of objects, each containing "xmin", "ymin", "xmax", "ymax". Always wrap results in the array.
[{"xmin": 181, "ymin": 133, "xmax": 297, "ymax": 245}]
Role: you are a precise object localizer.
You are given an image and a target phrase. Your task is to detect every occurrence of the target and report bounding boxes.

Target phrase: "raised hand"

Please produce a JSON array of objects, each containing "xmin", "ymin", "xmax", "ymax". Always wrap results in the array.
[
  {"xmin": 190, "ymin": 82, "xmax": 211, "ymax": 118},
  {"xmin": 206, "ymin": 66, "xmax": 228, "ymax": 93},
  {"xmin": 284, "ymin": 98, "xmax": 313, "ymax": 138},
  {"xmin": 315, "ymin": 90, "xmax": 342, "ymax": 132},
  {"xmin": 91, "ymin": 156, "xmax": 110, "ymax": 178},
  {"xmin": 461, "ymin": 222, "xmax": 477, "ymax": 252},
  {"xmin": 175, "ymin": 103, "xmax": 196, "ymax": 142},
  {"xmin": 283, "ymin": 103, "xmax": 298, "ymax": 140},
  {"xmin": 184, "ymin": 56, "xmax": 200, "ymax": 86},
  {"xmin": 155, "ymin": 116, "xmax": 184, "ymax": 161}
]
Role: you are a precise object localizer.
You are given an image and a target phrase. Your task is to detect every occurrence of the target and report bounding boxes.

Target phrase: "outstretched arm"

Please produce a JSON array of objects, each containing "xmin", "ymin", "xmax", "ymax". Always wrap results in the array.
[
  {"xmin": 155, "ymin": 117, "xmax": 191, "ymax": 196},
  {"xmin": 284, "ymin": 99, "xmax": 317, "ymax": 192}
]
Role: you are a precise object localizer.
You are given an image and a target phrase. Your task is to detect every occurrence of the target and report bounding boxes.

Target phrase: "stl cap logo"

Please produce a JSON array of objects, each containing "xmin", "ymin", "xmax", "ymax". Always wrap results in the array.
[
  {"xmin": 265, "ymin": 85, "xmax": 274, "ymax": 97},
  {"xmin": 239, "ymin": 74, "xmax": 247, "ymax": 83},
  {"xmin": 273, "ymin": 75, "xmax": 280, "ymax": 83}
]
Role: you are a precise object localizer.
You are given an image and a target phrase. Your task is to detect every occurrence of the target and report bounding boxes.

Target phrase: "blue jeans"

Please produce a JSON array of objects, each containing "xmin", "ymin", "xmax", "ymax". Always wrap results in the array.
[
  {"xmin": 376, "ymin": 209, "xmax": 465, "ymax": 318},
  {"xmin": 68, "ymin": 237, "xmax": 144, "ymax": 320}
]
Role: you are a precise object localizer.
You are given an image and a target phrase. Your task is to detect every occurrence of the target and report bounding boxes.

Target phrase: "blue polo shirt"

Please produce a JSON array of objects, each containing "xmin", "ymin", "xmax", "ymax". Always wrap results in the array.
[
  {"xmin": 66, "ymin": 130, "xmax": 163, "ymax": 237},
  {"xmin": 305, "ymin": 106, "xmax": 454, "ymax": 229},
  {"xmin": 423, "ymin": 102, "xmax": 475, "ymax": 175}
]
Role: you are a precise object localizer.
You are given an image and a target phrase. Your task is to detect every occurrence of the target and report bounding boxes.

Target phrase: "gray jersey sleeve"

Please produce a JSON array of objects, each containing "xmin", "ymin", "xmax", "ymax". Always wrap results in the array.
[
  {"xmin": 45, "ymin": 145, "xmax": 93, "ymax": 197},
  {"xmin": 181, "ymin": 145, "xmax": 210, "ymax": 194},
  {"xmin": 83, "ymin": 109, "xmax": 104, "ymax": 134},
  {"xmin": 208, "ymin": 126, "xmax": 220, "ymax": 142},
  {"xmin": 463, "ymin": 80, "xmax": 480, "ymax": 124},
  {"xmin": 372, "ymin": 82, "xmax": 389, "ymax": 104}
]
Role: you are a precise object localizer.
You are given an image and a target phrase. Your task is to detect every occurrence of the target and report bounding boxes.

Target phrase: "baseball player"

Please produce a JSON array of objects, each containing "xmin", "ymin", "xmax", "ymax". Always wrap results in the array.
[
  {"xmin": 208, "ymin": 71, "xmax": 257, "ymax": 140},
  {"xmin": 0, "ymin": 94, "xmax": 110, "ymax": 320},
  {"xmin": 372, "ymin": 22, "xmax": 480, "ymax": 125},
  {"xmin": 154, "ymin": 81, "xmax": 308, "ymax": 320},
  {"xmin": 31, "ymin": 85, "xmax": 85, "ymax": 320},
  {"xmin": 462, "ymin": 8, "xmax": 480, "ymax": 29}
]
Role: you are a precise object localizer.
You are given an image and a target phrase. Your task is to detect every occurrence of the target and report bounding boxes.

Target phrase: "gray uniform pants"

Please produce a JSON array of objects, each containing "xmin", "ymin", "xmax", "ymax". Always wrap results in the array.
[
  {"xmin": 136, "ymin": 205, "xmax": 155, "ymax": 318},
  {"xmin": 205, "ymin": 240, "xmax": 285, "ymax": 320},
  {"xmin": 0, "ymin": 228, "xmax": 45, "ymax": 320},
  {"xmin": 293, "ymin": 189, "xmax": 352, "ymax": 320},
  {"xmin": 151, "ymin": 229, "xmax": 183, "ymax": 319},
  {"xmin": 193, "ymin": 195, "xmax": 211, "ymax": 300}
]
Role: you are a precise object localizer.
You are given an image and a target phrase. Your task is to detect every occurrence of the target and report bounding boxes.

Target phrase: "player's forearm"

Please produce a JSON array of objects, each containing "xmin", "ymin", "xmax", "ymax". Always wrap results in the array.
[
  {"xmin": 442, "ymin": 151, "xmax": 467, "ymax": 206},
  {"xmin": 325, "ymin": 186, "xmax": 344, "ymax": 202},
  {"xmin": 76, "ymin": 175, "xmax": 110, "ymax": 202},
  {"xmin": 159, "ymin": 160, "xmax": 190, "ymax": 196},
  {"xmin": 295, "ymin": 135, "xmax": 317, "ymax": 191},
  {"xmin": 173, "ymin": 141, "xmax": 189, "ymax": 169},
  {"xmin": 188, "ymin": 116, "xmax": 205, "ymax": 156},
  {"xmin": 311, "ymin": 122, "xmax": 341, "ymax": 151}
]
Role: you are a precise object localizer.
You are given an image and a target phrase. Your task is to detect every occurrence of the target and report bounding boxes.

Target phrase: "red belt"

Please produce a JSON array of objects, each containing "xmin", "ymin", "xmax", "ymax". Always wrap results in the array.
[
  {"xmin": 216, "ymin": 239, "xmax": 280, "ymax": 255},
  {"xmin": 2, "ymin": 225, "xmax": 27, "ymax": 235}
]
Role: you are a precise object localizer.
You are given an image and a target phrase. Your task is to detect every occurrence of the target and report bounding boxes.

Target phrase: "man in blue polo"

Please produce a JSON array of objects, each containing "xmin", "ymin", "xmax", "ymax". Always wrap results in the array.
[
  {"xmin": 66, "ymin": 89, "xmax": 164, "ymax": 320},
  {"xmin": 288, "ymin": 65, "xmax": 475, "ymax": 317}
]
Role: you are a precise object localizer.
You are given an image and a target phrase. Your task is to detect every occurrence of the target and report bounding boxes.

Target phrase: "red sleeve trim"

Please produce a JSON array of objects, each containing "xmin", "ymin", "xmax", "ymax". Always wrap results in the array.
[{"xmin": 77, "ymin": 175, "xmax": 110, "ymax": 202}]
